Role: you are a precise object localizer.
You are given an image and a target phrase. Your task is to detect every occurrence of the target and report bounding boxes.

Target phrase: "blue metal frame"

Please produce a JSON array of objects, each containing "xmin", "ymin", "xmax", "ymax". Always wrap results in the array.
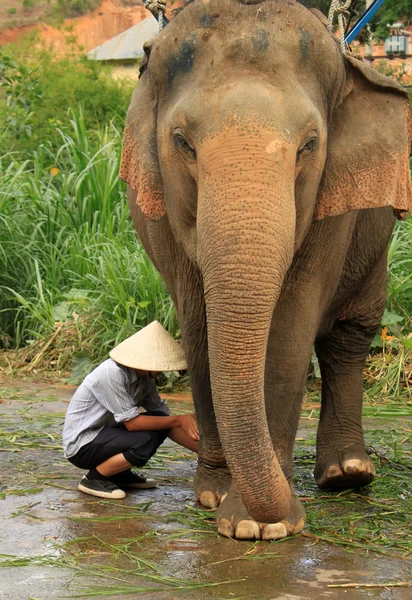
[
  {"xmin": 152, "ymin": 13, "xmax": 169, "ymax": 26},
  {"xmin": 344, "ymin": 0, "xmax": 387, "ymax": 44}
]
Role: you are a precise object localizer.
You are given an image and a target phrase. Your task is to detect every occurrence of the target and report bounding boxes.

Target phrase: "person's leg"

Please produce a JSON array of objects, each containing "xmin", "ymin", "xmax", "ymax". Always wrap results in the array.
[
  {"xmin": 95, "ymin": 453, "xmax": 132, "ymax": 476},
  {"xmin": 70, "ymin": 425, "xmax": 166, "ymax": 498}
]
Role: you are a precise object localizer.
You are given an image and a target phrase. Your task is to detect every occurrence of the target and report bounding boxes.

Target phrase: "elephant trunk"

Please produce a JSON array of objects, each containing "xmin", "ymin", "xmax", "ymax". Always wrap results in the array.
[{"xmin": 197, "ymin": 133, "xmax": 295, "ymax": 523}]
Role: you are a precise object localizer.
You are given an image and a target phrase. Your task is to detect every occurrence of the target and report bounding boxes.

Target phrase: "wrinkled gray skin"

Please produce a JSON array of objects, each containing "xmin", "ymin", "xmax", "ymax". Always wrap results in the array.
[{"xmin": 122, "ymin": 0, "xmax": 411, "ymax": 539}]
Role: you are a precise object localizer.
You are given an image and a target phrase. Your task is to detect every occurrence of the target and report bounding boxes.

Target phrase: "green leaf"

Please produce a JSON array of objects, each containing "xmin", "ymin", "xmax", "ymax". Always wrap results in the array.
[
  {"xmin": 53, "ymin": 301, "xmax": 70, "ymax": 322},
  {"xmin": 311, "ymin": 350, "xmax": 321, "ymax": 378},
  {"xmin": 137, "ymin": 301, "xmax": 150, "ymax": 309},
  {"xmin": 64, "ymin": 288, "xmax": 89, "ymax": 301},
  {"xmin": 69, "ymin": 351, "xmax": 93, "ymax": 385},
  {"xmin": 370, "ymin": 334, "xmax": 383, "ymax": 349},
  {"xmin": 381, "ymin": 309, "xmax": 404, "ymax": 327},
  {"xmin": 403, "ymin": 337, "xmax": 412, "ymax": 349}
]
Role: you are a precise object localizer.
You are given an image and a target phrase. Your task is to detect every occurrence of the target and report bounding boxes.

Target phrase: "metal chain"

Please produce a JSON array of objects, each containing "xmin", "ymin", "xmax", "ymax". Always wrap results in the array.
[
  {"xmin": 327, "ymin": 0, "xmax": 353, "ymax": 54},
  {"xmin": 144, "ymin": 0, "xmax": 167, "ymax": 32},
  {"xmin": 294, "ymin": 453, "xmax": 316, "ymax": 461},
  {"xmin": 366, "ymin": 446, "xmax": 412, "ymax": 473},
  {"xmin": 295, "ymin": 448, "xmax": 412, "ymax": 472}
]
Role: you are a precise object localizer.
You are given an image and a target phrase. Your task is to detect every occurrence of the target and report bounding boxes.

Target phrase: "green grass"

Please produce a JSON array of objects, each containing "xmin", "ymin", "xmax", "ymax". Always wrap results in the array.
[
  {"xmin": 388, "ymin": 216, "xmax": 412, "ymax": 318},
  {"xmin": 0, "ymin": 109, "xmax": 177, "ymax": 371},
  {"xmin": 0, "ymin": 532, "xmax": 243, "ymax": 596}
]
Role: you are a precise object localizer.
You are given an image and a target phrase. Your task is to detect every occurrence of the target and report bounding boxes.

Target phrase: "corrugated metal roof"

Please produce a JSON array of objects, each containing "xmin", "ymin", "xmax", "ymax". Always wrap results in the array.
[{"xmin": 87, "ymin": 17, "xmax": 158, "ymax": 61}]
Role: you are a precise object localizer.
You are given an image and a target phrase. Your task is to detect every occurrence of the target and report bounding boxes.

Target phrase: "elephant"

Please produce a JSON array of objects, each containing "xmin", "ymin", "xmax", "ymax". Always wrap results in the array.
[{"xmin": 119, "ymin": 0, "xmax": 411, "ymax": 540}]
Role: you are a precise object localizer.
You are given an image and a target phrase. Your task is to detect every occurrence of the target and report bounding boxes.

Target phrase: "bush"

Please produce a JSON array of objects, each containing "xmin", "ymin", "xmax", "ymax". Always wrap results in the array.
[
  {"xmin": 374, "ymin": 60, "xmax": 408, "ymax": 85},
  {"xmin": 387, "ymin": 216, "xmax": 412, "ymax": 321},
  {"xmin": 0, "ymin": 109, "xmax": 177, "ymax": 360},
  {"xmin": 0, "ymin": 41, "xmax": 135, "ymax": 159},
  {"xmin": 0, "ymin": 41, "xmax": 176, "ymax": 372},
  {"xmin": 23, "ymin": 0, "xmax": 35, "ymax": 12},
  {"xmin": 51, "ymin": 0, "xmax": 101, "ymax": 19}
]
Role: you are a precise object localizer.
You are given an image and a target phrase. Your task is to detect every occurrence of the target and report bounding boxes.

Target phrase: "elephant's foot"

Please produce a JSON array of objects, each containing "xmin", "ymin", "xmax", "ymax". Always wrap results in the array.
[
  {"xmin": 315, "ymin": 446, "xmax": 375, "ymax": 490},
  {"xmin": 216, "ymin": 486, "xmax": 305, "ymax": 540},
  {"xmin": 194, "ymin": 462, "xmax": 231, "ymax": 509}
]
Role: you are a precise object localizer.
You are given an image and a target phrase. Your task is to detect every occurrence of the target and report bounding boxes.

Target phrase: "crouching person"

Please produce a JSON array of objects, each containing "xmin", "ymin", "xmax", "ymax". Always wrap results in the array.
[{"xmin": 62, "ymin": 321, "xmax": 198, "ymax": 499}]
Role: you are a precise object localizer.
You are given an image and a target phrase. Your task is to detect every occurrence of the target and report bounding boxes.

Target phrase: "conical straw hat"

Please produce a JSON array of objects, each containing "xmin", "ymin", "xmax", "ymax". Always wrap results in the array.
[{"xmin": 110, "ymin": 321, "xmax": 187, "ymax": 371}]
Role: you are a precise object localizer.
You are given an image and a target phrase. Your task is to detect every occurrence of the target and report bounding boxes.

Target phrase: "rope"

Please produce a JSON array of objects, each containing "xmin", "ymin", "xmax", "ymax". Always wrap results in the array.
[
  {"xmin": 144, "ymin": 0, "xmax": 167, "ymax": 32},
  {"xmin": 327, "ymin": 0, "xmax": 353, "ymax": 54}
]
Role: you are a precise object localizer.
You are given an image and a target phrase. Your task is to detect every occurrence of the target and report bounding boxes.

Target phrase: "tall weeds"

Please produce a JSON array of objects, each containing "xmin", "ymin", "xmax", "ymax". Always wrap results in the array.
[
  {"xmin": 0, "ymin": 109, "xmax": 177, "ymax": 360},
  {"xmin": 387, "ymin": 216, "xmax": 412, "ymax": 321}
]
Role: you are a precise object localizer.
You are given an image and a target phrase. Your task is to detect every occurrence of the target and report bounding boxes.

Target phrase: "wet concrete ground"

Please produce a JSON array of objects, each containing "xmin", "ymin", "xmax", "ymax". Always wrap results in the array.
[{"xmin": 0, "ymin": 381, "xmax": 411, "ymax": 599}]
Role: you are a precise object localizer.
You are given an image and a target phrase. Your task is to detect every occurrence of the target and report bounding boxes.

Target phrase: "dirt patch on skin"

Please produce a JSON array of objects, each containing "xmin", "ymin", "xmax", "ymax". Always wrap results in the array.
[{"xmin": 0, "ymin": 380, "xmax": 411, "ymax": 599}]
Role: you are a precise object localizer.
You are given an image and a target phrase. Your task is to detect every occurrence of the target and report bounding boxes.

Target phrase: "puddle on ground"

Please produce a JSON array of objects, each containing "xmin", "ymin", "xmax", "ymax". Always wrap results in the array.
[{"xmin": 0, "ymin": 381, "xmax": 411, "ymax": 599}]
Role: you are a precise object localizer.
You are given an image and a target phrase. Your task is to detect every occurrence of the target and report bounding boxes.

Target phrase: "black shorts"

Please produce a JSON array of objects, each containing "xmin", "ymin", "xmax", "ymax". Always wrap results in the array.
[{"xmin": 68, "ymin": 411, "xmax": 170, "ymax": 470}]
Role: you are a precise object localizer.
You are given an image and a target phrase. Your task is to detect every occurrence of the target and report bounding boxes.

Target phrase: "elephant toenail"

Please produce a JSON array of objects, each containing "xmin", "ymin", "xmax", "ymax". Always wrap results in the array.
[
  {"xmin": 199, "ymin": 490, "xmax": 219, "ymax": 508},
  {"xmin": 262, "ymin": 522, "xmax": 288, "ymax": 540},
  {"xmin": 343, "ymin": 459, "xmax": 365, "ymax": 474},
  {"xmin": 218, "ymin": 518, "xmax": 235, "ymax": 538},
  {"xmin": 366, "ymin": 461, "xmax": 376, "ymax": 475},
  {"xmin": 292, "ymin": 518, "xmax": 306, "ymax": 534},
  {"xmin": 326, "ymin": 465, "xmax": 342, "ymax": 479},
  {"xmin": 235, "ymin": 520, "xmax": 261, "ymax": 540}
]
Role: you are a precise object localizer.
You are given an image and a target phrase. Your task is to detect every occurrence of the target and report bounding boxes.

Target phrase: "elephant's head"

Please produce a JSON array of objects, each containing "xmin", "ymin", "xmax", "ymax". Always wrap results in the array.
[{"xmin": 120, "ymin": 0, "xmax": 411, "ymax": 523}]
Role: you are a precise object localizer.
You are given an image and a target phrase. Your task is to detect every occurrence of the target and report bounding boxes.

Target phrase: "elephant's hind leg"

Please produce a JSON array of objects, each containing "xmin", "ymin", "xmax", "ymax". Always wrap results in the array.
[
  {"xmin": 314, "ymin": 211, "xmax": 394, "ymax": 490},
  {"xmin": 314, "ymin": 298, "xmax": 385, "ymax": 489},
  {"xmin": 314, "ymin": 320, "xmax": 377, "ymax": 489}
]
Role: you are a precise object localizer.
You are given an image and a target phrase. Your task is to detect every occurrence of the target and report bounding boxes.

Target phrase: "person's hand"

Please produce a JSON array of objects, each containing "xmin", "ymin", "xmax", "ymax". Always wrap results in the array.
[{"xmin": 178, "ymin": 413, "xmax": 199, "ymax": 441}]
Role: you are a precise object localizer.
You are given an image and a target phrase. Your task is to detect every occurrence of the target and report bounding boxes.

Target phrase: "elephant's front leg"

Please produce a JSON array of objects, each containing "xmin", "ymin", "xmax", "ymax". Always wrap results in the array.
[
  {"xmin": 140, "ymin": 218, "xmax": 231, "ymax": 508},
  {"xmin": 177, "ymin": 276, "xmax": 231, "ymax": 509},
  {"xmin": 191, "ymin": 368, "xmax": 231, "ymax": 508},
  {"xmin": 215, "ymin": 310, "xmax": 313, "ymax": 539}
]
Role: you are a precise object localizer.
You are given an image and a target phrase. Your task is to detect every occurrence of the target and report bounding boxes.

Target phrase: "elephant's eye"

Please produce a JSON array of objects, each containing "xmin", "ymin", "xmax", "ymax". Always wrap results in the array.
[
  {"xmin": 173, "ymin": 131, "xmax": 196, "ymax": 160},
  {"xmin": 298, "ymin": 136, "xmax": 318, "ymax": 156}
]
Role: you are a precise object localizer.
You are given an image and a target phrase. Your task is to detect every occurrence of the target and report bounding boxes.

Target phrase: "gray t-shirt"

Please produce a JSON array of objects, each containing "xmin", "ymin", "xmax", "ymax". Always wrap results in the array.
[{"xmin": 63, "ymin": 358, "xmax": 170, "ymax": 458}]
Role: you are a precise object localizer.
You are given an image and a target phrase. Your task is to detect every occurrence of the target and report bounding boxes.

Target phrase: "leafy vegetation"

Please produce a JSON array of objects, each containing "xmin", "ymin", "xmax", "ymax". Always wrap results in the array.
[
  {"xmin": 0, "ymin": 108, "xmax": 178, "ymax": 367},
  {"xmin": 0, "ymin": 0, "xmax": 143, "ymax": 31},
  {"xmin": 0, "ymin": 42, "xmax": 135, "ymax": 158},
  {"xmin": 53, "ymin": 0, "xmax": 101, "ymax": 18},
  {"xmin": 0, "ymin": 44, "xmax": 177, "ymax": 375},
  {"xmin": 369, "ymin": 0, "xmax": 412, "ymax": 41}
]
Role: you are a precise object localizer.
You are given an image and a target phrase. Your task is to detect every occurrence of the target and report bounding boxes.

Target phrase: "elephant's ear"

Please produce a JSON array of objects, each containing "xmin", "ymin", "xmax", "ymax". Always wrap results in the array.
[
  {"xmin": 119, "ymin": 59, "xmax": 166, "ymax": 221},
  {"xmin": 314, "ymin": 57, "xmax": 411, "ymax": 221}
]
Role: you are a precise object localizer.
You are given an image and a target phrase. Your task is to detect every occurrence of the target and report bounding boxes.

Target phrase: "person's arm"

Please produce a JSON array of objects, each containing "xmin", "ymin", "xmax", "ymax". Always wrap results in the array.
[
  {"xmin": 98, "ymin": 364, "xmax": 140, "ymax": 423},
  {"xmin": 124, "ymin": 414, "xmax": 178, "ymax": 431},
  {"xmin": 141, "ymin": 378, "xmax": 171, "ymax": 416},
  {"xmin": 124, "ymin": 413, "xmax": 199, "ymax": 441}
]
